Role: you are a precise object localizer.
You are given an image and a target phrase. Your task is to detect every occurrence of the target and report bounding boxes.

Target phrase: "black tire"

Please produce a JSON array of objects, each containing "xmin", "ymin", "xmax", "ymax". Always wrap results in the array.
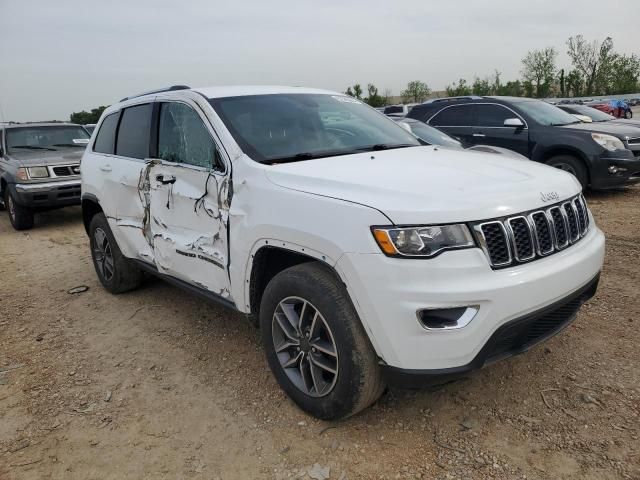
[
  {"xmin": 89, "ymin": 213, "xmax": 142, "ymax": 294},
  {"xmin": 5, "ymin": 189, "xmax": 34, "ymax": 230},
  {"xmin": 260, "ymin": 262, "xmax": 385, "ymax": 420},
  {"xmin": 546, "ymin": 155, "xmax": 588, "ymax": 189}
]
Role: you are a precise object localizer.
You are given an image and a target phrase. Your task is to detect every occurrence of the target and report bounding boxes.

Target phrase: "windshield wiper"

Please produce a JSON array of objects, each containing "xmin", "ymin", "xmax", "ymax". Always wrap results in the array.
[
  {"xmin": 354, "ymin": 143, "xmax": 417, "ymax": 152},
  {"xmin": 52, "ymin": 143, "xmax": 85, "ymax": 147},
  {"xmin": 263, "ymin": 149, "xmax": 361, "ymax": 164},
  {"xmin": 10, "ymin": 145, "xmax": 57, "ymax": 151}
]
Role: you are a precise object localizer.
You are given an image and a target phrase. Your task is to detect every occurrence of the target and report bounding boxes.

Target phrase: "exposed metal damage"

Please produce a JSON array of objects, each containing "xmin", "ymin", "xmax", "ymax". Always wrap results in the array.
[{"xmin": 128, "ymin": 158, "xmax": 233, "ymax": 302}]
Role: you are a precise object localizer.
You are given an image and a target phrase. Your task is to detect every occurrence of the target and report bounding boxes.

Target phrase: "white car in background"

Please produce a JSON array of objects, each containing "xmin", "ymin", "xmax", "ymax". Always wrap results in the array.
[{"xmin": 81, "ymin": 85, "xmax": 605, "ymax": 419}]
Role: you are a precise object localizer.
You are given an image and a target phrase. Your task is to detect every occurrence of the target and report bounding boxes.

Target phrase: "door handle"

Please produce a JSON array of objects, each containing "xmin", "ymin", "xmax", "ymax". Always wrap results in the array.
[
  {"xmin": 100, "ymin": 164, "xmax": 112, "ymax": 172},
  {"xmin": 472, "ymin": 133, "xmax": 486, "ymax": 138},
  {"xmin": 155, "ymin": 174, "xmax": 176, "ymax": 185}
]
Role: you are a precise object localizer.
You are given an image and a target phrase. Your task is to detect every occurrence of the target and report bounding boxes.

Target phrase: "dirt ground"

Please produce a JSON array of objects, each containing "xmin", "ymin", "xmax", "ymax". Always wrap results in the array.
[{"xmin": 1, "ymin": 186, "xmax": 639, "ymax": 480}]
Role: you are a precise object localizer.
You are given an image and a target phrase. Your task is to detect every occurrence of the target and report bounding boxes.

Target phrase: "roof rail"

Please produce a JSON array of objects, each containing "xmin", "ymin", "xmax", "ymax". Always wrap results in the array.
[
  {"xmin": 422, "ymin": 96, "xmax": 483, "ymax": 104},
  {"xmin": 120, "ymin": 85, "xmax": 191, "ymax": 102}
]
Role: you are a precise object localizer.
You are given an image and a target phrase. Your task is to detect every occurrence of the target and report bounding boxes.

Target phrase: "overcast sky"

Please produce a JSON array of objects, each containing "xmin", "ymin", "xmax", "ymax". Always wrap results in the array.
[{"xmin": 0, "ymin": 0, "xmax": 638, "ymax": 122}]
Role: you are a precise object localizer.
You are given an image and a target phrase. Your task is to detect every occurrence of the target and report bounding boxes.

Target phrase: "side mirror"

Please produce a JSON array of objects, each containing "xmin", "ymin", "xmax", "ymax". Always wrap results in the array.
[{"xmin": 504, "ymin": 118, "xmax": 524, "ymax": 128}]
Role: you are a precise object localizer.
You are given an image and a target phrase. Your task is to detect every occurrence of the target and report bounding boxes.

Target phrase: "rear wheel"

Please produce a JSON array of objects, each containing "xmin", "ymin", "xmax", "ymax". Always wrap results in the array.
[
  {"xmin": 260, "ymin": 262, "xmax": 385, "ymax": 420},
  {"xmin": 5, "ymin": 189, "xmax": 34, "ymax": 230},
  {"xmin": 546, "ymin": 155, "xmax": 588, "ymax": 189},
  {"xmin": 89, "ymin": 213, "xmax": 142, "ymax": 294}
]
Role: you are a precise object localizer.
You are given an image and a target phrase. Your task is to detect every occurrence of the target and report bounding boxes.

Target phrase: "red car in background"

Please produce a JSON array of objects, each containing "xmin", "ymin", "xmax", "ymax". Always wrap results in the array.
[{"xmin": 589, "ymin": 100, "xmax": 633, "ymax": 119}]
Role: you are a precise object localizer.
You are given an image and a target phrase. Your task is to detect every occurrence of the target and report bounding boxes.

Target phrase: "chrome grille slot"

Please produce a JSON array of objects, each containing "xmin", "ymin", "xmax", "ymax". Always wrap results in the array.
[
  {"xmin": 549, "ymin": 207, "xmax": 569, "ymax": 249},
  {"xmin": 573, "ymin": 197, "xmax": 587, "ymax": 235},
  {"xmin": 530, "ymin": 211, "xmax": 554, "ymax": 255},
  {"xmin": 563, "ymin": 202, "xmax": 579, "ymax": 243},
  {"xmin": 49, "ymin": 164, "xmax": 80, "ymax": 178},
  {"xmin": 507, "ymin": 217, "xmax": 535, "ymax": 261},
  {"xmin": 473, "ymin": 194, "xmax": 590, "ymax": 269},
  {"xmin": 478, "ymin": 222, "xmax": 511, "ymax": 266}
]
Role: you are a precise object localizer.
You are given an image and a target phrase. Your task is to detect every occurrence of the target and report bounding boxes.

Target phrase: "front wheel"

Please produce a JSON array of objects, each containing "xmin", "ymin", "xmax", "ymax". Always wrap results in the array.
[
  {"xmin": 89, "ymin": 213, "xmax": 142, "ymax": 294},
  {"xmin": 260, "ymin": 262, "xmax": 385, "ymax": 420},
  {"xmin": 5, "ymin": 189, "xmax": 34, "ymax": 230},
  {"xmin": 546, "ymin": 155, "xmax": 588, "ymax": 189}
]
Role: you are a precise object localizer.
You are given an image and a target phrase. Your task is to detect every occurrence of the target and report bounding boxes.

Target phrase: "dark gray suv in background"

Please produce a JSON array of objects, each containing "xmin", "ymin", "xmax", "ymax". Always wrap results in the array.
[
  {"xmin": 0, "ymin": 123, "xmax": 89, "ymax": 230},
  {"xmin": 408, "ymin": 96, "xmax": 640, "ymax": 189}
]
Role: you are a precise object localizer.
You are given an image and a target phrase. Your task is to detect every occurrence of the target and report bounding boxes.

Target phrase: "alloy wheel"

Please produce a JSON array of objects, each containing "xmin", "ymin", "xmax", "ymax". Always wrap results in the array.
[
  {"xmin": 93, "ymin": 227, "xmax": 115, "ymax": 281},
  {"xmin": 272, "ymin": 296, "xmax": 339, "ymax": 397}
]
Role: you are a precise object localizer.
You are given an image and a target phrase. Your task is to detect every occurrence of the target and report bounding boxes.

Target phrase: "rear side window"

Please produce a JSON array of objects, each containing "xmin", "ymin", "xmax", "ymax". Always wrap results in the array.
[
  {"xmin": 429, "ymin": 105, "xmax": 475, "ymax": 127},
  {"xmin": 116, "ymin": 104, "xmax": 152, "ymax": 159},
  {"xmin": 93, "ymin": 113, "xmax": 119, "ymax": 154},
  {"xmin": 384, "ymin": 105, "xmax": 403, "ymax": 114},
  {"xmin": 475, "ymin": 104, "xmax": 515, "ymax": 127}
]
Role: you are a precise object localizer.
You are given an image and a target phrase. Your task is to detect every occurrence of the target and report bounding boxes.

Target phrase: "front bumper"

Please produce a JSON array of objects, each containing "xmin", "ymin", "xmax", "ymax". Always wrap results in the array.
[
  {"xmin": 336, "ymin": 224, "xmax": 605, "ymax": 371},
  {"xmin": 382, "ymin": 274, "xmax": 599, "ymax": 388},
  {"xmin": 12, "ymin": 179, "xmax": 81, "ymax": 208},
  {"xmin": 591, "ymin": 149, "xmax": 640, "ymax": 189}
]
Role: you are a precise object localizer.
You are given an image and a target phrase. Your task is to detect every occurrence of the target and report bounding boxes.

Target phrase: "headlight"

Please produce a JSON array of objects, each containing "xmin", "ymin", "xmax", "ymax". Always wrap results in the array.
[
  {"xmin": 16, "ymin": 168, "xmax": 29, "ymax": 181},
  {"xmin": 27, "ymin": 166, "xmax": 50, "ymax": 178},
  {"xmin": 372, "ymin": 224, "xmax": 475, "ymax": 257},
  {"xmin": 591, "ymin": 133, "xmax": 625, "ymax": 151}
]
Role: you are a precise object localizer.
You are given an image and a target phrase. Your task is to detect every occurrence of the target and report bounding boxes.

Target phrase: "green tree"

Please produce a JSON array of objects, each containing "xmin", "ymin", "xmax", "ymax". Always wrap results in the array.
[
  {"xmin": 70, "ymin": 106, "xmax": 108, "ymax": 124},
  {"xmin": 472, "ymin": 77, "xmax": 491, "ymax": 96},
  {"xmin": 401, "ymin": 80, "xmax": 431, "ymax": 103},
  {"xmin": 446, "ymin": 78, "xmax": 471, "ymax": 97},
  {"xmin": 364, "ymin": 83, "xmax": 385, "ymax": 107},
  {"xmin": 352, "ymin": 84, "xmax": 363, "ymax": 100},
  {"xmin": 566, "ymin": 70, "xmax": 584, "ymax": 97},
  {"xmin": 382, "ymin": 88, "xmax": 393, "ymax": 106},
  {"xmin": 566, "ymin": 35, "xmax": 614, "ymax": 95},
  {"xmin": 603, "ymin": 54, "xmax": 640, "ymax": 95},
  {"xmin": 521, "ymin": 47, "xmax": 557, "ymax": 97},
  {"xmin": 559, "ymin": 69, "xmax": 566, "ymax": 97},
  {"xmin": 345, "ymin": 86, "xmax": 354, "ymax": 97},
  {"xmin": 523, "ymin": 80, "xmax": 535, "ymax": 98}
]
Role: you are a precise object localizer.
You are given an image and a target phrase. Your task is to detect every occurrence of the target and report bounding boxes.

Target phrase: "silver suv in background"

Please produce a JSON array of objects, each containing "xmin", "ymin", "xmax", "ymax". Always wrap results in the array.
[{"xmin": 0, "ymin": 123, "xmax": 89, "ymax": 229}]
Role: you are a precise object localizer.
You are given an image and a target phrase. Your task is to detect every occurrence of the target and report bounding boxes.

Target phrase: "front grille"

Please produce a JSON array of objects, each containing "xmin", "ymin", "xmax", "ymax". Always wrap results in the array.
[
  {"xmin": 474, "ymin": 194, "xmax": 590, "ymax": 269},
  {"xmin": 50, "ymin": 165, "xmax": 80, "ymax": 177}
]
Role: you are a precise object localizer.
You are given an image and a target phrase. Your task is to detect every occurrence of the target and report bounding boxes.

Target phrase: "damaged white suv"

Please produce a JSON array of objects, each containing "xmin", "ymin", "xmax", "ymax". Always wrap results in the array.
[{"xmin": 81, "ymin": 85, "xmax": 605, "ymax": 420}]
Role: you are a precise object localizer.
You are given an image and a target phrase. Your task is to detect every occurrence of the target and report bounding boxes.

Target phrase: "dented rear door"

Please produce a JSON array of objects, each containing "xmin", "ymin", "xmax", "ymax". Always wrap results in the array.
[{"xmin": 145, "ymin": 101, "xmax": 232, "ymax": 301}]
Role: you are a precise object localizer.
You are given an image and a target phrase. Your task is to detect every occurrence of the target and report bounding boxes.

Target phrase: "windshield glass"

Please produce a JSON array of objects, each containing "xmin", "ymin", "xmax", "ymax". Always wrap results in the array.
[
  {"xmin": 7, "ymin": 125, "xmax": 90, "ymax": 153},
  {"xmin": 571, "ymin": 105, "xmax": 616, "ymax": 122},
  {"xmin": 401, "ymin": 121, "xmax": 463, "ymax": 148},
  {"xmin": 210, "ymin": 94, "xmax": 420, "ymax": 163},
  {"xmin": 516, "ymin": 100, "xmax": 581, "ymax": 126}
]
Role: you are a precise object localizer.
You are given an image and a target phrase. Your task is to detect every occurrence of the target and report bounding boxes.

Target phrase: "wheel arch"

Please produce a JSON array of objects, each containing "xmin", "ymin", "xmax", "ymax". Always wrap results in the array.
[
  {"xmin": 81, "ymin": 193, "xmax": 103, "ymax": 236},
  {"xmin": 246, "ymin": 243, "xmax": 345, "ymax": 323},
  {"xmin": 537, "ymin": 146, "xmax": 591, "ymax": 185}
]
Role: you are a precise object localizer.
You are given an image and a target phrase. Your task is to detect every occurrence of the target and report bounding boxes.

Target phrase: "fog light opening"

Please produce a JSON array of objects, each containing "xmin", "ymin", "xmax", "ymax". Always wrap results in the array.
[{"xmin": 417, "ymin": 306, "xmax": 479, "ymax": 330}]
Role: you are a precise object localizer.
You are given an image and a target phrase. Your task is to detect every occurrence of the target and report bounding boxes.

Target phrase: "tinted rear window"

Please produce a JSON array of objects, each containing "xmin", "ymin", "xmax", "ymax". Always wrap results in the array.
[
  {"xmin": 116, "ymin": 104, "xmax": 152, "ymax": 159},
  {"xmin": 93, "ymin": 113, "xmax": 119, "ymax": 154},
  {"xmin": 384, "ymin": 106, "xmax": 403, "ymax": 114},
  {"xmin": 429, "ymin": 105, "xmax": 475, "ymax": 126}
]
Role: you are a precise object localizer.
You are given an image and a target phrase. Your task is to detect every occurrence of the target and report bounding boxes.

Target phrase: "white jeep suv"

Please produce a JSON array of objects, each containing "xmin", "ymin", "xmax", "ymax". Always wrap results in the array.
[{"xmin": 81, "ymin": 85, "xmax": 605, "ymax": 420}]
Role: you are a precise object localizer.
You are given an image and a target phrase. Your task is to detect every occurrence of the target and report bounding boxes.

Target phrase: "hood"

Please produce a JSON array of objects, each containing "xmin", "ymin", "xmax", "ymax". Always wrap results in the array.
[
  {"xmin": 8, "ymin": 148, "xmax": 84, "ymax": 167},
  {"xmin": 609, "ymin": 118, "xmax": 640, "ymax": 130},
  {"xmin": 265, "ymin": 146, "xmax": 581, "ymax": 224},
  {"xmin": 560, "ymin": 121, "xmax": 640, "ymax": 138}
]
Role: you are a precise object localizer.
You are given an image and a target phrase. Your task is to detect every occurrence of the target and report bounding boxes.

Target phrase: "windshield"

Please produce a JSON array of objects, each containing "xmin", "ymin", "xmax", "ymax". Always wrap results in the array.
[
  {"xmin": 570, "ymin": 105, "xmax": 616, "ymax": 122},
  {"xmin": 401, "ymin": 121, "xmax": 463, "ymax": 149},
  {"xmin": 7, "ymin": 126, "xmax": 90, "ymax": 153},
  {"xmin": 516, "ymin": 101, "xmax": 581, "ymax": 126},
  {"xmin": 210, "ymin": 94, "xmax": 420, "ymax": 163}
]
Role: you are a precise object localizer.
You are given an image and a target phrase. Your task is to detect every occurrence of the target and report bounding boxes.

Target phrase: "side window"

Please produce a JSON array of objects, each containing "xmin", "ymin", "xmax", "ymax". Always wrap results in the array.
[
  {"xmin": 157, "ymin": 102, "xmax": 220, "ymax": 170},
  {"xmin": 429, "ymin": 105, "xmax": 475, "ymax": 127},
  {"xmin": 93, "ymin": 113, "xmax": 119, "ymax": 154},
  {"xmin": 116, "ymin": 104, "xmax": 152, "ymax": 159},
  {"xmin": 475, "ymin": 104, "xmax": 516, "ymax": 127}
]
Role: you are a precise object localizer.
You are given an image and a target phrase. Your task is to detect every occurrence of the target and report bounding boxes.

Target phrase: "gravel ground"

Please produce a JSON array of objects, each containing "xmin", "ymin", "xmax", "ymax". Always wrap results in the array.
[{"xmin": 0, "ymin": 186, "xmax": 639, "ymax": 480}]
